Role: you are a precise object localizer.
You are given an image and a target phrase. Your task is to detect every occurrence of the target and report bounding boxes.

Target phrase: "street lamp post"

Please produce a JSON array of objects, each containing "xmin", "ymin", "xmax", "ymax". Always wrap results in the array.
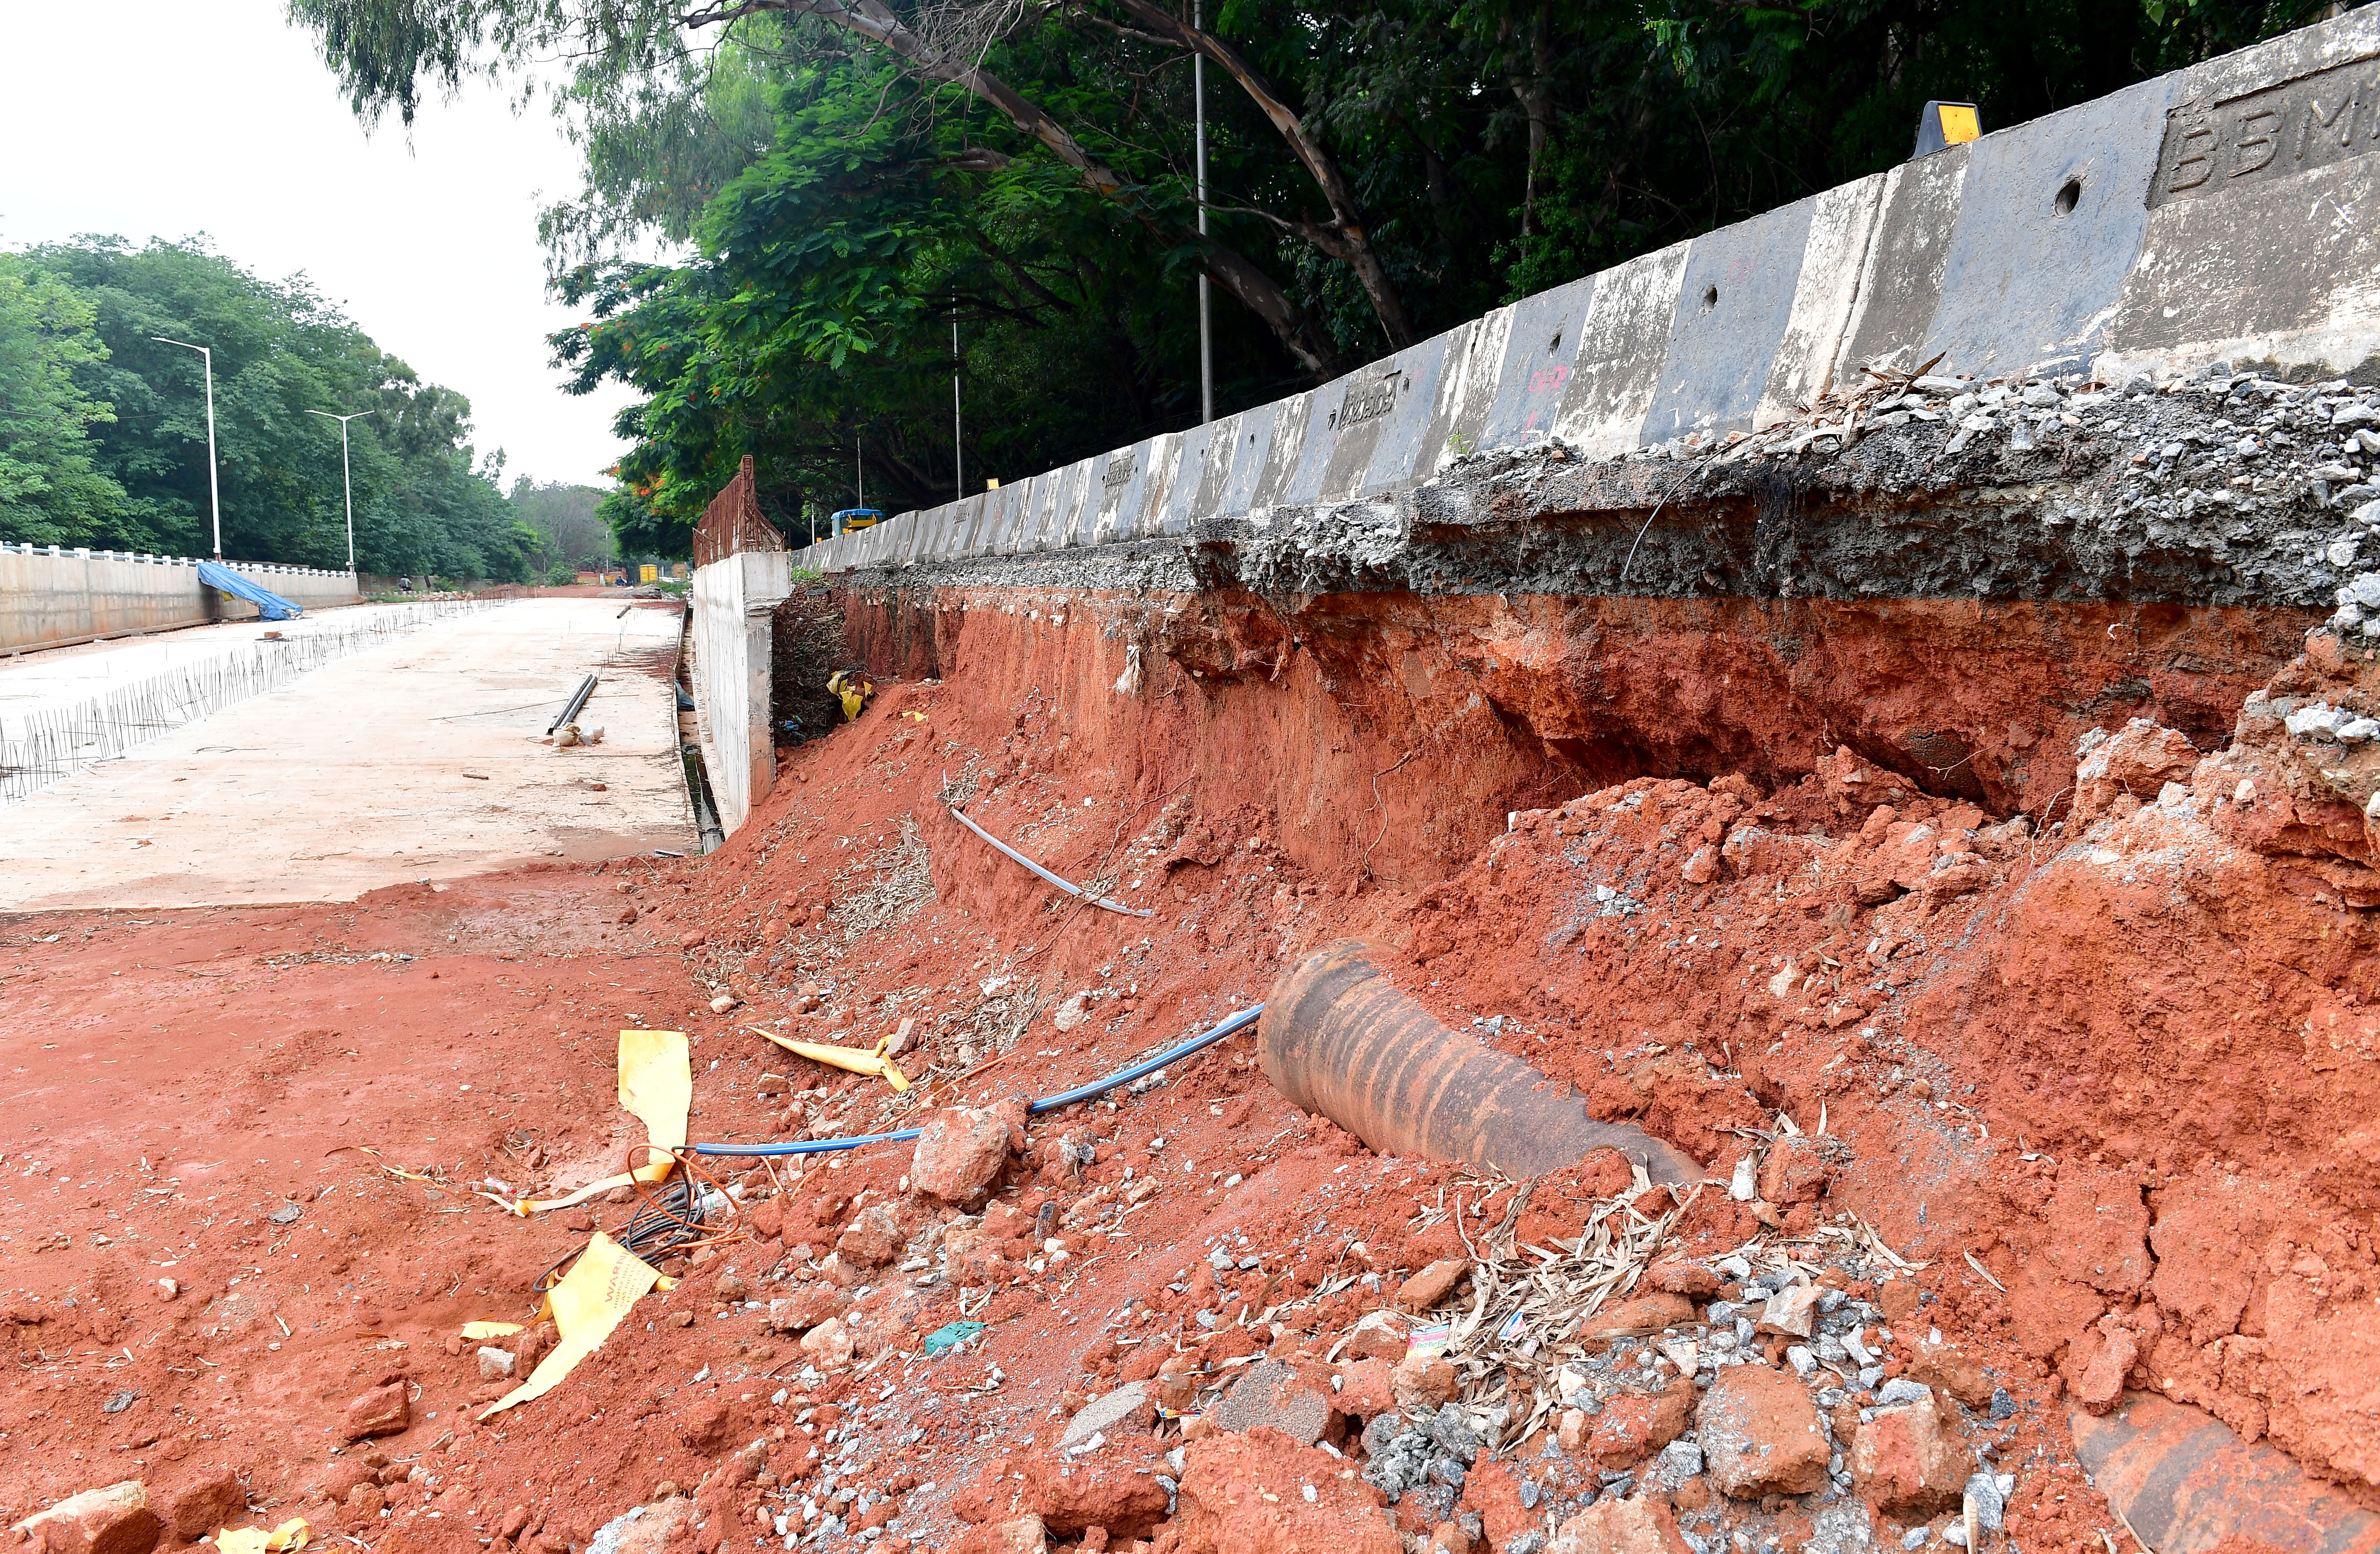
[
  {"xmin": 150, "ymin": 336, "xmax": 223, "ymax": 561},
  {"xmin": 1195, "ymin": 0, "xmax": 1212, "ymax": 425},
  {"xmin": 305, "ymin": 409, "xmax": 377, "ymax": 574}
]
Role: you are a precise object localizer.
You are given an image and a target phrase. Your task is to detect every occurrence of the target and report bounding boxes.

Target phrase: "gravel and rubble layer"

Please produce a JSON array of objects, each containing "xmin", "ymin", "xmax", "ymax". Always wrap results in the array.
[
  {"xmin": 9, "ymin": 590, "xmax": 2380, "ymax": 1554},
  {"xmin": 1220, "ymin": 366, "xmax": 2380, "ymax": 607},
  {"xmin": 861, "ymin": 367, "xmax": 2380, "ymax": 613}
]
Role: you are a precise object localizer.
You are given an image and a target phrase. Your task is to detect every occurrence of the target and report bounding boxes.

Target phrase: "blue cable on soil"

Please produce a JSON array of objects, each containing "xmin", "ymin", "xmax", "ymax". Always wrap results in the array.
[{"xmin": 686, "ymin": 1003, "xmax": 1264, "ymax": 1158}]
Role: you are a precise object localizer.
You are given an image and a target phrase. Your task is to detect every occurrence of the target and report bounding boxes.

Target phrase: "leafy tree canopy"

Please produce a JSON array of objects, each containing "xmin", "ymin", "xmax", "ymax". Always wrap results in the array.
[
  {"xmin": 0, "ymin": 254, "xmax": 126, "ymax": 541},
  {"xmin": 510, "ymin": 475, "xmax": 618, "ymax": 580},
  {"xmin": 0, "ymin": 236, "xmax": 535, "ymax": 580},
  {"xmin": 288, "ymin": 0, "xmax": 2331, "ymax": 556}
]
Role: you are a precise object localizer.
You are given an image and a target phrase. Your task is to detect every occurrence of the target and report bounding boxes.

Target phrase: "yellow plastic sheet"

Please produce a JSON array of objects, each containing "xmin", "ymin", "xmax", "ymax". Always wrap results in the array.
[
  {"xmin": 460, "ymin": 1320, "xmax": 525, "ymax": 1340},
  {"xmin": 214, "ymin": 1517, "xmax": 308, "ymax": 1553},
  {"xmin": 504, "ymin": 1029, "xmax": 691, "ymax": 1215},
  {"xmin": 749, "ymin": 1024, "xmax": 909, "ymax": 1092},
  {"xmin": 480, "ymin": 1232, "xmax": 660, "ymax": 1420},
  {"xmin": 828, "ymin": 669, "xmax": 873, "ymax": 721},
  {"xmin": 620, "ymin": 1026, "xmax": 693, "ymax": 1151}
]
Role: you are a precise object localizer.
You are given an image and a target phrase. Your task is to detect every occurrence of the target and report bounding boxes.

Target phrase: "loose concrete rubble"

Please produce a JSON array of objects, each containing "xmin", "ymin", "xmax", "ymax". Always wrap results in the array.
[
  {"xmin": 913, "ymin": 1103, "xmax": 1025, "ymax": 1209},
  {"xmin": 1697, "ymin": 1367, "xmax": 1828, "ymax": 1498},
  {"xmin": 8, "ymin": 1480, "xmax": 158, "ymax": 1554}
]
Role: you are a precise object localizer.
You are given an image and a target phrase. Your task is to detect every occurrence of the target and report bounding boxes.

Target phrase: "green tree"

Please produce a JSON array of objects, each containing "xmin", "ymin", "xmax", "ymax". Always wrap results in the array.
[
  {"xmin": 511, "ymin": 476, "xmax": 616, "ymax": 579},
  {"xmin": 4, "ymin": 236, "xmax": 536, "ymax": 580},
  {"xmin": 287, "ymin": 0, "xmax": 2335, "ymax": 558},
  {"xmin": 0, "ymin": 254, "xmax": 127, "ymax": 545},
  {"xmin": 545, "ymin": 24, "xmax": 1275, "ymax": 552}
]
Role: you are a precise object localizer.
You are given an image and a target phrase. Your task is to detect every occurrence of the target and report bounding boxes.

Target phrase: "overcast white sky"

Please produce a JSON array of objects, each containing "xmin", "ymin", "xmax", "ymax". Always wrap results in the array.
[{"xmin": 0, "ymin": 1, "xmax": 640, "ymax": 488}]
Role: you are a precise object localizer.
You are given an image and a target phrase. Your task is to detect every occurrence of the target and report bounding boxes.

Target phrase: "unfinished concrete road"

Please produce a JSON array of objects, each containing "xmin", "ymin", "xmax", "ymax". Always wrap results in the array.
[
  {"xmin": 0, "ymin": 598, "xmax": 695, "ymax": 909},
  {"xmin": 0, "ymin": 602, "xmax": 438, "ymax": 731}
]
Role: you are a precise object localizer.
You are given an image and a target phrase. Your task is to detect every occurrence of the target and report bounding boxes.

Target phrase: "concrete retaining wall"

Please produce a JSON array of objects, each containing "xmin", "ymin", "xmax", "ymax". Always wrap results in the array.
[
  {"xmin": 690, "ymin": 549, "xmax": 792, "ymax": 834},
  {"xmin": 790, "ymin": 7, "xmax": 2380, "ymax": 579},
  {"xmin": 0, "ymin": 544, "xmax": 362, "ymax": 653}
]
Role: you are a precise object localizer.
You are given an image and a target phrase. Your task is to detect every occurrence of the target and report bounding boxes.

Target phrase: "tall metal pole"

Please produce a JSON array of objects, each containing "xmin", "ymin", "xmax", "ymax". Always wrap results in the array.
[
  {"xmin": 953, "ymin": 311, "xmax": 964, "ymax": 499},
  {"xmin": 1195, "ymin": 0, "xmax": 1213, "ymax": 425},
  {"xmin": 152, "ymin": 336, "xmax": 222, "ymax": 559},
  {"xmin": 307, "ymin": 409, "xmax": 376, "ymax": 574}
]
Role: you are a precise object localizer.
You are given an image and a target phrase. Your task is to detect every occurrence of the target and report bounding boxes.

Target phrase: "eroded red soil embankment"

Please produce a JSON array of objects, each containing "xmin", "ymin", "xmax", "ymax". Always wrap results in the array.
[
  {"xmin": 3, "ymin": 576, "xmax": 2372, "ymax": 1554},
  {"xmin": 826, "ymin": 581, "xmax": 2380, "ymax": 1504},
  {"xmin": 846, "ymin": 584, "xmax": 2314, "ymax": 850}
]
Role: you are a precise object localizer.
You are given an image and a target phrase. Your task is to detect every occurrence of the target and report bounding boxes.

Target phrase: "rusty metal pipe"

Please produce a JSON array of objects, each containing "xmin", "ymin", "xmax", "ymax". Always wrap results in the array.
[
  {"xmin": 1259, "ymin": 940, "xmax": 1704, "ymax": 1184},
  {"xmin": 2071, "ymin": 1392, "xmax": 2380, "ymax": 1554}
]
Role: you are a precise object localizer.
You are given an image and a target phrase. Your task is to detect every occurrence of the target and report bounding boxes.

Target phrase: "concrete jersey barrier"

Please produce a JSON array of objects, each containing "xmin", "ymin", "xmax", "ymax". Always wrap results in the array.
[{"xmin": 789, "ymin": 7, "xmax": 2380, "ymax": 577}]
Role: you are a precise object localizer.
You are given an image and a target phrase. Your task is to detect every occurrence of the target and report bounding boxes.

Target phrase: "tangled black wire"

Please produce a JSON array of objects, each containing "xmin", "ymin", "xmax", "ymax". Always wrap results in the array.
[
  {"xmin": 533, "ymin": 1146, "xmax": 744, "ymax": 1294},
  {"xmin": 615, "ymin": 1176, "xmax": 717, "ymax": 1263}
]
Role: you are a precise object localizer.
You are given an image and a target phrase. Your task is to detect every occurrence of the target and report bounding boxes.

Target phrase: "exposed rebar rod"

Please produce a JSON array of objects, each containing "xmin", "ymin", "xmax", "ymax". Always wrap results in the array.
[{"xmin": 0, "ymin": 599, "xmax": 506, "ymax": 805}]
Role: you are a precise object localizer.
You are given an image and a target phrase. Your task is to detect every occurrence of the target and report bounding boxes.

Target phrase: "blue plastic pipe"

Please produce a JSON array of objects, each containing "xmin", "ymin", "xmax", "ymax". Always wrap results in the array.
[{"xmin": 688, "ymin": 1003, "xmax": 1264, "ymax": 1157}]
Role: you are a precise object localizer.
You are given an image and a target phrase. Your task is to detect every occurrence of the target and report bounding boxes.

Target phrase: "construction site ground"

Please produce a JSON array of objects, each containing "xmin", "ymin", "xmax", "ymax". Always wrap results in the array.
[{"xmin": 6, "ymin": 559, "xmax": 2380, "ymax": 1554}]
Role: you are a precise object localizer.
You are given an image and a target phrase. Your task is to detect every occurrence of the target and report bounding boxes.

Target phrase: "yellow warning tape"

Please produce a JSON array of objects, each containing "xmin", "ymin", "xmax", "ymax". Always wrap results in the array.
[
  {"xmin": 747, "ymin": 1023, "xmax": 909, "ymax": 1092},
  {"xmin": 480, "ymin": 1232, "xmax": 661, "ymax": 1419},
  {"xmin": 489, "ymin": 1029, "xmax": 692, "ymax": 1215}
]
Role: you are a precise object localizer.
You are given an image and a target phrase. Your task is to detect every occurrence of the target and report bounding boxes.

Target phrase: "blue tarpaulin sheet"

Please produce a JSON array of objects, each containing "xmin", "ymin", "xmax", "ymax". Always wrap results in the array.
[{"xmin": 197, "ymin": 561, "xmax": 302, "ymax": 621}]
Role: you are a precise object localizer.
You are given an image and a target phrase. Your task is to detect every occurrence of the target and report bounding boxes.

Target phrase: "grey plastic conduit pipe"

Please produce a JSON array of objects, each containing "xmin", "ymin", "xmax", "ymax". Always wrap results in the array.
[
  {"xmin": 947, "ymin": 805, "xmax": 1152, "ymax": 916},
  {"xmin": 548, "ymin": 672, "xmax": 598, "ymax": 734}
]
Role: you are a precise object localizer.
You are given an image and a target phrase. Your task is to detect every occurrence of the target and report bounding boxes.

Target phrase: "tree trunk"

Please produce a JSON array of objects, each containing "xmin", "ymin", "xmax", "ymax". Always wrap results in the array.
[
  {"xmin": 1502, "ymin": 8, "xmax": 1555, "ymax": 240},
  {"xmin": 1110, "ymin": 0, "xmax": 1414, "ymax": 351}
]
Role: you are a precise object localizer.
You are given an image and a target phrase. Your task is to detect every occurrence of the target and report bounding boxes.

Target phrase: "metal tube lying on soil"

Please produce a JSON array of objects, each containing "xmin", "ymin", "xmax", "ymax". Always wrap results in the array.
[
  {"xmin": 1259, "ymin": 939, "xmax": 1704, "ymax": 1183},
  {"xmin": 548, "ymin": 672, "xmax": 598, "ymax": 734},
  {"xmin": 948, "ymin": 804, "xmax": 1152, "ymax": 916}
]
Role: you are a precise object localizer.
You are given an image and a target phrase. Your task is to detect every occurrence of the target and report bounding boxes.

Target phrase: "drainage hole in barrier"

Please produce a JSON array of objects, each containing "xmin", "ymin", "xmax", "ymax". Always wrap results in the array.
[
  {"xmin": 2055, "ymin": 176, "xmax": 2083, "ymax": 216},
  {"xmin": 1700, "ymin": 284, "xmax": 1719, "ymax": 313}
]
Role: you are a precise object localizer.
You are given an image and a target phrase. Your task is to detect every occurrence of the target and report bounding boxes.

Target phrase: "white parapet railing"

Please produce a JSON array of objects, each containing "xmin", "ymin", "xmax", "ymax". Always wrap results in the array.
[{"xmin": 0, "ymin": 542, "xmax": 366, "ymax": 653}]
